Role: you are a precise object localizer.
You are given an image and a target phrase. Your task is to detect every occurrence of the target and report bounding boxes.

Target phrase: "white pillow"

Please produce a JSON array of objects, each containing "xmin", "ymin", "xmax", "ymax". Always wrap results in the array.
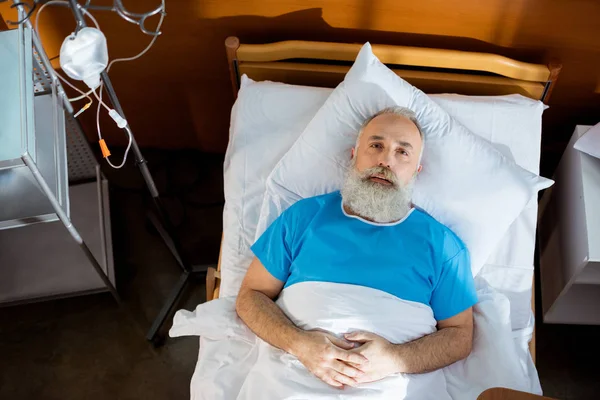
[
  {"xmin": 432, "ymin": 93, "xmax": 544, "ymax": 268},
  {"xmin": 430, "ymin": 94, "xmax": 545, "ymax": 175},
  {"xmin": 263, "ymin": 43, "xmax": 553, "ymax": 276},
  {"xmin": 220, "ymin": 76, "xmax": 331, "ymax": 297}
]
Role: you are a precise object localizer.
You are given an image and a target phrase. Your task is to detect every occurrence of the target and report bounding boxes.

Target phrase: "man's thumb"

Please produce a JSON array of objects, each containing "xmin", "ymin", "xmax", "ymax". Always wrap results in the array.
[
  {"xmin": 344, "ymin": 331, "xmax": 372, "ymax": 342},
  {"xmin": 328, "ymin": 335, "xmax": 354, "ymax": 350}
]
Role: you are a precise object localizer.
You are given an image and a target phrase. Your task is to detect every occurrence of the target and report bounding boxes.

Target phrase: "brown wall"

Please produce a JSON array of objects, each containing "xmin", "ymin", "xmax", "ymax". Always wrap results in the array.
[{"xmin": 2, "ymin": 0, "xmax": 600, "ymax": 174}]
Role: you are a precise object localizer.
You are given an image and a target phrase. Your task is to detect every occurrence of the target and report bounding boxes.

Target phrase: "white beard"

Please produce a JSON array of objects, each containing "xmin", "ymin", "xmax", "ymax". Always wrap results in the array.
[{"xmin": 341, "ymin": 164, "xmax": 414, "ymax": 223}]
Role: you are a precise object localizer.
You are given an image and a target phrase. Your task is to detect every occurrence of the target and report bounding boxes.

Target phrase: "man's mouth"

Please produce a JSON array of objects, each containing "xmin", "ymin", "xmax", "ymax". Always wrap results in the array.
[{"xmin": 368, "ymin": 175, "xmax": 393, "ymax": 186}]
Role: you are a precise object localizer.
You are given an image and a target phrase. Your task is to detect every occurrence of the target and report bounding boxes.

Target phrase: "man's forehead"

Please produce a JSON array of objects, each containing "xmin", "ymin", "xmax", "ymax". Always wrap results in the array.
[{"xmin": 362, "ymin": 114, "xmax": 421, "ymax": 142}]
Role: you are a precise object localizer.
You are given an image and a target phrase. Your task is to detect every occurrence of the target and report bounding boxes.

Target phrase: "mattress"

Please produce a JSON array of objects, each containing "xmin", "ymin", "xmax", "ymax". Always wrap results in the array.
[{"xmin": 221, "ymin": 76, "xmax": 544, "ymax": 332}]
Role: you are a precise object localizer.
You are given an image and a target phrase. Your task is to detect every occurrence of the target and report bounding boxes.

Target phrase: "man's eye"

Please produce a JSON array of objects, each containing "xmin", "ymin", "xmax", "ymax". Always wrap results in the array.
[
  {"xmin": 398, "ymin": 150, "xmax": 409, "ymax": 156},
  {"xmin": 370, "ymin": 143, "xmax": 382, "ymax": 149}
]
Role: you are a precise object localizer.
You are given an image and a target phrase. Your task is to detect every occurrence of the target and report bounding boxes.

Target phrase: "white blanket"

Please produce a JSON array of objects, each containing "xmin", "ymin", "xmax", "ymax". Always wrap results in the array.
[{"xmin": 170, "ymin": 280, "xmax": 541, "ymax": 399}]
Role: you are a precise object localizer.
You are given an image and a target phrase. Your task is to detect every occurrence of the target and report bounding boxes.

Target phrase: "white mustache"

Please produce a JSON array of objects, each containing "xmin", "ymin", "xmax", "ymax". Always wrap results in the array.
[{"xmin": 360, "ymin": 166, "xmax": 398, "ymax": 186}]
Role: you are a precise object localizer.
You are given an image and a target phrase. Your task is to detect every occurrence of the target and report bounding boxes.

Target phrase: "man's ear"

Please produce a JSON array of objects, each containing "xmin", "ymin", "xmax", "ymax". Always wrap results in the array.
[
  {"xmin": 351, "ymin": 147, "xmax": 355, "ymax": 159},
  {"xmin": 417, "ymin": 164, "xmax": 423, "ymax": 174}
]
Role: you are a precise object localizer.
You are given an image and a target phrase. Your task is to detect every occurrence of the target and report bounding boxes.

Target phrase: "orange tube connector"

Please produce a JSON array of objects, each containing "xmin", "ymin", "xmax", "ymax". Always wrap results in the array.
[{"xmin": 99, "ymin": 139, "xmax": 111, "ymax": 158}]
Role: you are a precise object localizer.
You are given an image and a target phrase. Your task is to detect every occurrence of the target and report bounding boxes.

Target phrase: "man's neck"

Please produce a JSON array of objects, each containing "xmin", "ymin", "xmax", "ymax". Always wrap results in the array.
[{"xmin": 343, "ymin": 204, "xmax": 375, "ymax": 222}]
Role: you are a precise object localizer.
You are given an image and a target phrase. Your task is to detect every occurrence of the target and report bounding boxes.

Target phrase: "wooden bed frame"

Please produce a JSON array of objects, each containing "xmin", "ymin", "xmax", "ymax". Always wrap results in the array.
[{"xmin": 207, "ymin": 36, "xmax": 562, "ymax": 365}]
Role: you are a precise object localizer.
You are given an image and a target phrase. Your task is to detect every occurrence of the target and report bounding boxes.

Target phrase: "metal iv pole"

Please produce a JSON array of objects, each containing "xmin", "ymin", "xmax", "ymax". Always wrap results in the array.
[{"xmin": 61, "ymin": 0, "xmax": 212, "ymax": 345}]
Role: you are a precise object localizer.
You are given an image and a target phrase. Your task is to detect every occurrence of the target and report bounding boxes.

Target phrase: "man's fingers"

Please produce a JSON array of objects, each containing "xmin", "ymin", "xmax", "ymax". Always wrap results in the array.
[
  {"xmin": 321, "ymin": 374, "xmax": 343, "ymax": 388},
  {"xmin": 327, "ymin": 335, "xmax": 354, "ymax": 350},
  {"xmin": 331, "ymin": 372, "xmax": 356, "ymax": 387},
  {"xmin": 344, "ymin": 331, "xmax": 376, "ymax": 342},
  {"xmin": 333, "ymin": 348, "xmax": 369, "ymax": 365},
  {"xmin": 331, "ymin": 360, "xmax": 364, "ymax": 378},
  {"xmin": 346, "ymin": 361, "xmax": 363, "ymax": 369},
  {"xmin": 351, "ymin": 373, "xmax": 372, "ymax": 385}
]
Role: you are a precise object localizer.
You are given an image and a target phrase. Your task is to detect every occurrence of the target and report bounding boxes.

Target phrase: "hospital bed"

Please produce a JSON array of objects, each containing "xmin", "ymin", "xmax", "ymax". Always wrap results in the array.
[{"xmin": 183, "ymin": 37, "xmax": 560, "ymax": 398}]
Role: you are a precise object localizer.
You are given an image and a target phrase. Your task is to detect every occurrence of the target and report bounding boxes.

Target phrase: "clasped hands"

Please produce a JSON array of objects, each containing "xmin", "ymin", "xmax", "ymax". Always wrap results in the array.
[{"xmin": 292, "ymin": 329, "xmax": 403, "ymax": 389}]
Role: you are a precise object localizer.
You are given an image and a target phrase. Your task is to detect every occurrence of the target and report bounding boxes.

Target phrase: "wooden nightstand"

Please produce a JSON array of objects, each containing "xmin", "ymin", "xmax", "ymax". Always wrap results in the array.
[{"xmin": 538, "ymin": 125, "xmax": 600, "ymax": 324}]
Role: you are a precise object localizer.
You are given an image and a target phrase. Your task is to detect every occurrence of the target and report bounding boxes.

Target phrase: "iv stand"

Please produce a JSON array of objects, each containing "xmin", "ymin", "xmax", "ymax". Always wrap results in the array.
[{"xmin": 64, "ymin": 0, "xmax": 211, "ymax": 345}]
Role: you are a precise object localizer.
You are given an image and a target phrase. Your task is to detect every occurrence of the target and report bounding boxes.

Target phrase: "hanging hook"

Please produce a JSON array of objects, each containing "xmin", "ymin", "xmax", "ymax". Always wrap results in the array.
[
  {"xmin": 81, "ymin": 0, "xmax": 165, "ymax": 36},
  {"xmin": 138, "ymin": 9, "xmax": 165, "ymax": 36}
]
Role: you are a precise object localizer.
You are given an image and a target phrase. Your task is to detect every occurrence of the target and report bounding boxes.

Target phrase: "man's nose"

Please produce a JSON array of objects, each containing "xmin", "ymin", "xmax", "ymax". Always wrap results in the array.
[{"xmin": 377, "ymin": 151, "xmax": 394, "ymax": 169}]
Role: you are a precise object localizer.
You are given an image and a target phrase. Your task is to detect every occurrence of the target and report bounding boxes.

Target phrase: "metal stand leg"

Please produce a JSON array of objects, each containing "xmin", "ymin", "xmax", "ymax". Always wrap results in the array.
[
  {"xmin": 145, "ymin": 271, "xmax": 191, "ymax": 344},
  {"xmin": 145, "ymin": 264, "xmax": 213, "ymax": 344},
  {"xmin": 146, "ymin": 207, "xmax": 185, "ymax": 270},
  {"xmin": 23, "ymin": 153, "xmax": 120, "ymax": 303}
]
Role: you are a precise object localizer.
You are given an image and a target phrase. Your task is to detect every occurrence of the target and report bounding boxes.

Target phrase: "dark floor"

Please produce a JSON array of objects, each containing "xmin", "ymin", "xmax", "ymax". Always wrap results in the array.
[{"xmin": 1, "ymin": 149, "xmax": 599, "ymax": 400}]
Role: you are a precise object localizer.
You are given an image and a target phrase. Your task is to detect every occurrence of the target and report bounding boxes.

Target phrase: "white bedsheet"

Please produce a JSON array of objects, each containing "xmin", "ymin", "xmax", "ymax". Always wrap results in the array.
[{"xmin": 170, "ymin": 279, "xmax": 541, "ymax": 399}]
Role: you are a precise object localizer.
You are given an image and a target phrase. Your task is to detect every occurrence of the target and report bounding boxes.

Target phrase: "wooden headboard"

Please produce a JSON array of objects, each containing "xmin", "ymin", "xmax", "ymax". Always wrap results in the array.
[{"xmin": 225, "ymin": 37, "xmax": 561, "ymax": 103}]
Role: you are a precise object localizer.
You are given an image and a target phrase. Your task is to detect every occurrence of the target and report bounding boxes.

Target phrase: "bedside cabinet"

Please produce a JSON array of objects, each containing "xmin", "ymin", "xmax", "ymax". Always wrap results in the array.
[{"xmin": 539, "ymin": 125, "xmax": 600, "ymax": 324}]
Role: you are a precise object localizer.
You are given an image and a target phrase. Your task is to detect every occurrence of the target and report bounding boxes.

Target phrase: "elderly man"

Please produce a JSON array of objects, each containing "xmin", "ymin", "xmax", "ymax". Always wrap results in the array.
[{"xmin": 236, "ymin": 106, "xmax": 477, "ymax": 389}]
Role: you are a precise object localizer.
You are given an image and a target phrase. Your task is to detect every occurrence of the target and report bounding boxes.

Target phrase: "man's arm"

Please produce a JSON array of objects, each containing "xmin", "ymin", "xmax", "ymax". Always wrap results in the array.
[
  {"xmin": 394, "ymin": 307, "xmax": 473, "ymax": 373},
  {"xmin": 236, "ymin": 257, "xmax": 299, "ymax": 353},
  {"xmin": 344, "ymin": 307, "xmax": 473, "ymax": 382},
  {"xmin": 236, "ymin": 257, "xmax": 368, "ymax": 388}
]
